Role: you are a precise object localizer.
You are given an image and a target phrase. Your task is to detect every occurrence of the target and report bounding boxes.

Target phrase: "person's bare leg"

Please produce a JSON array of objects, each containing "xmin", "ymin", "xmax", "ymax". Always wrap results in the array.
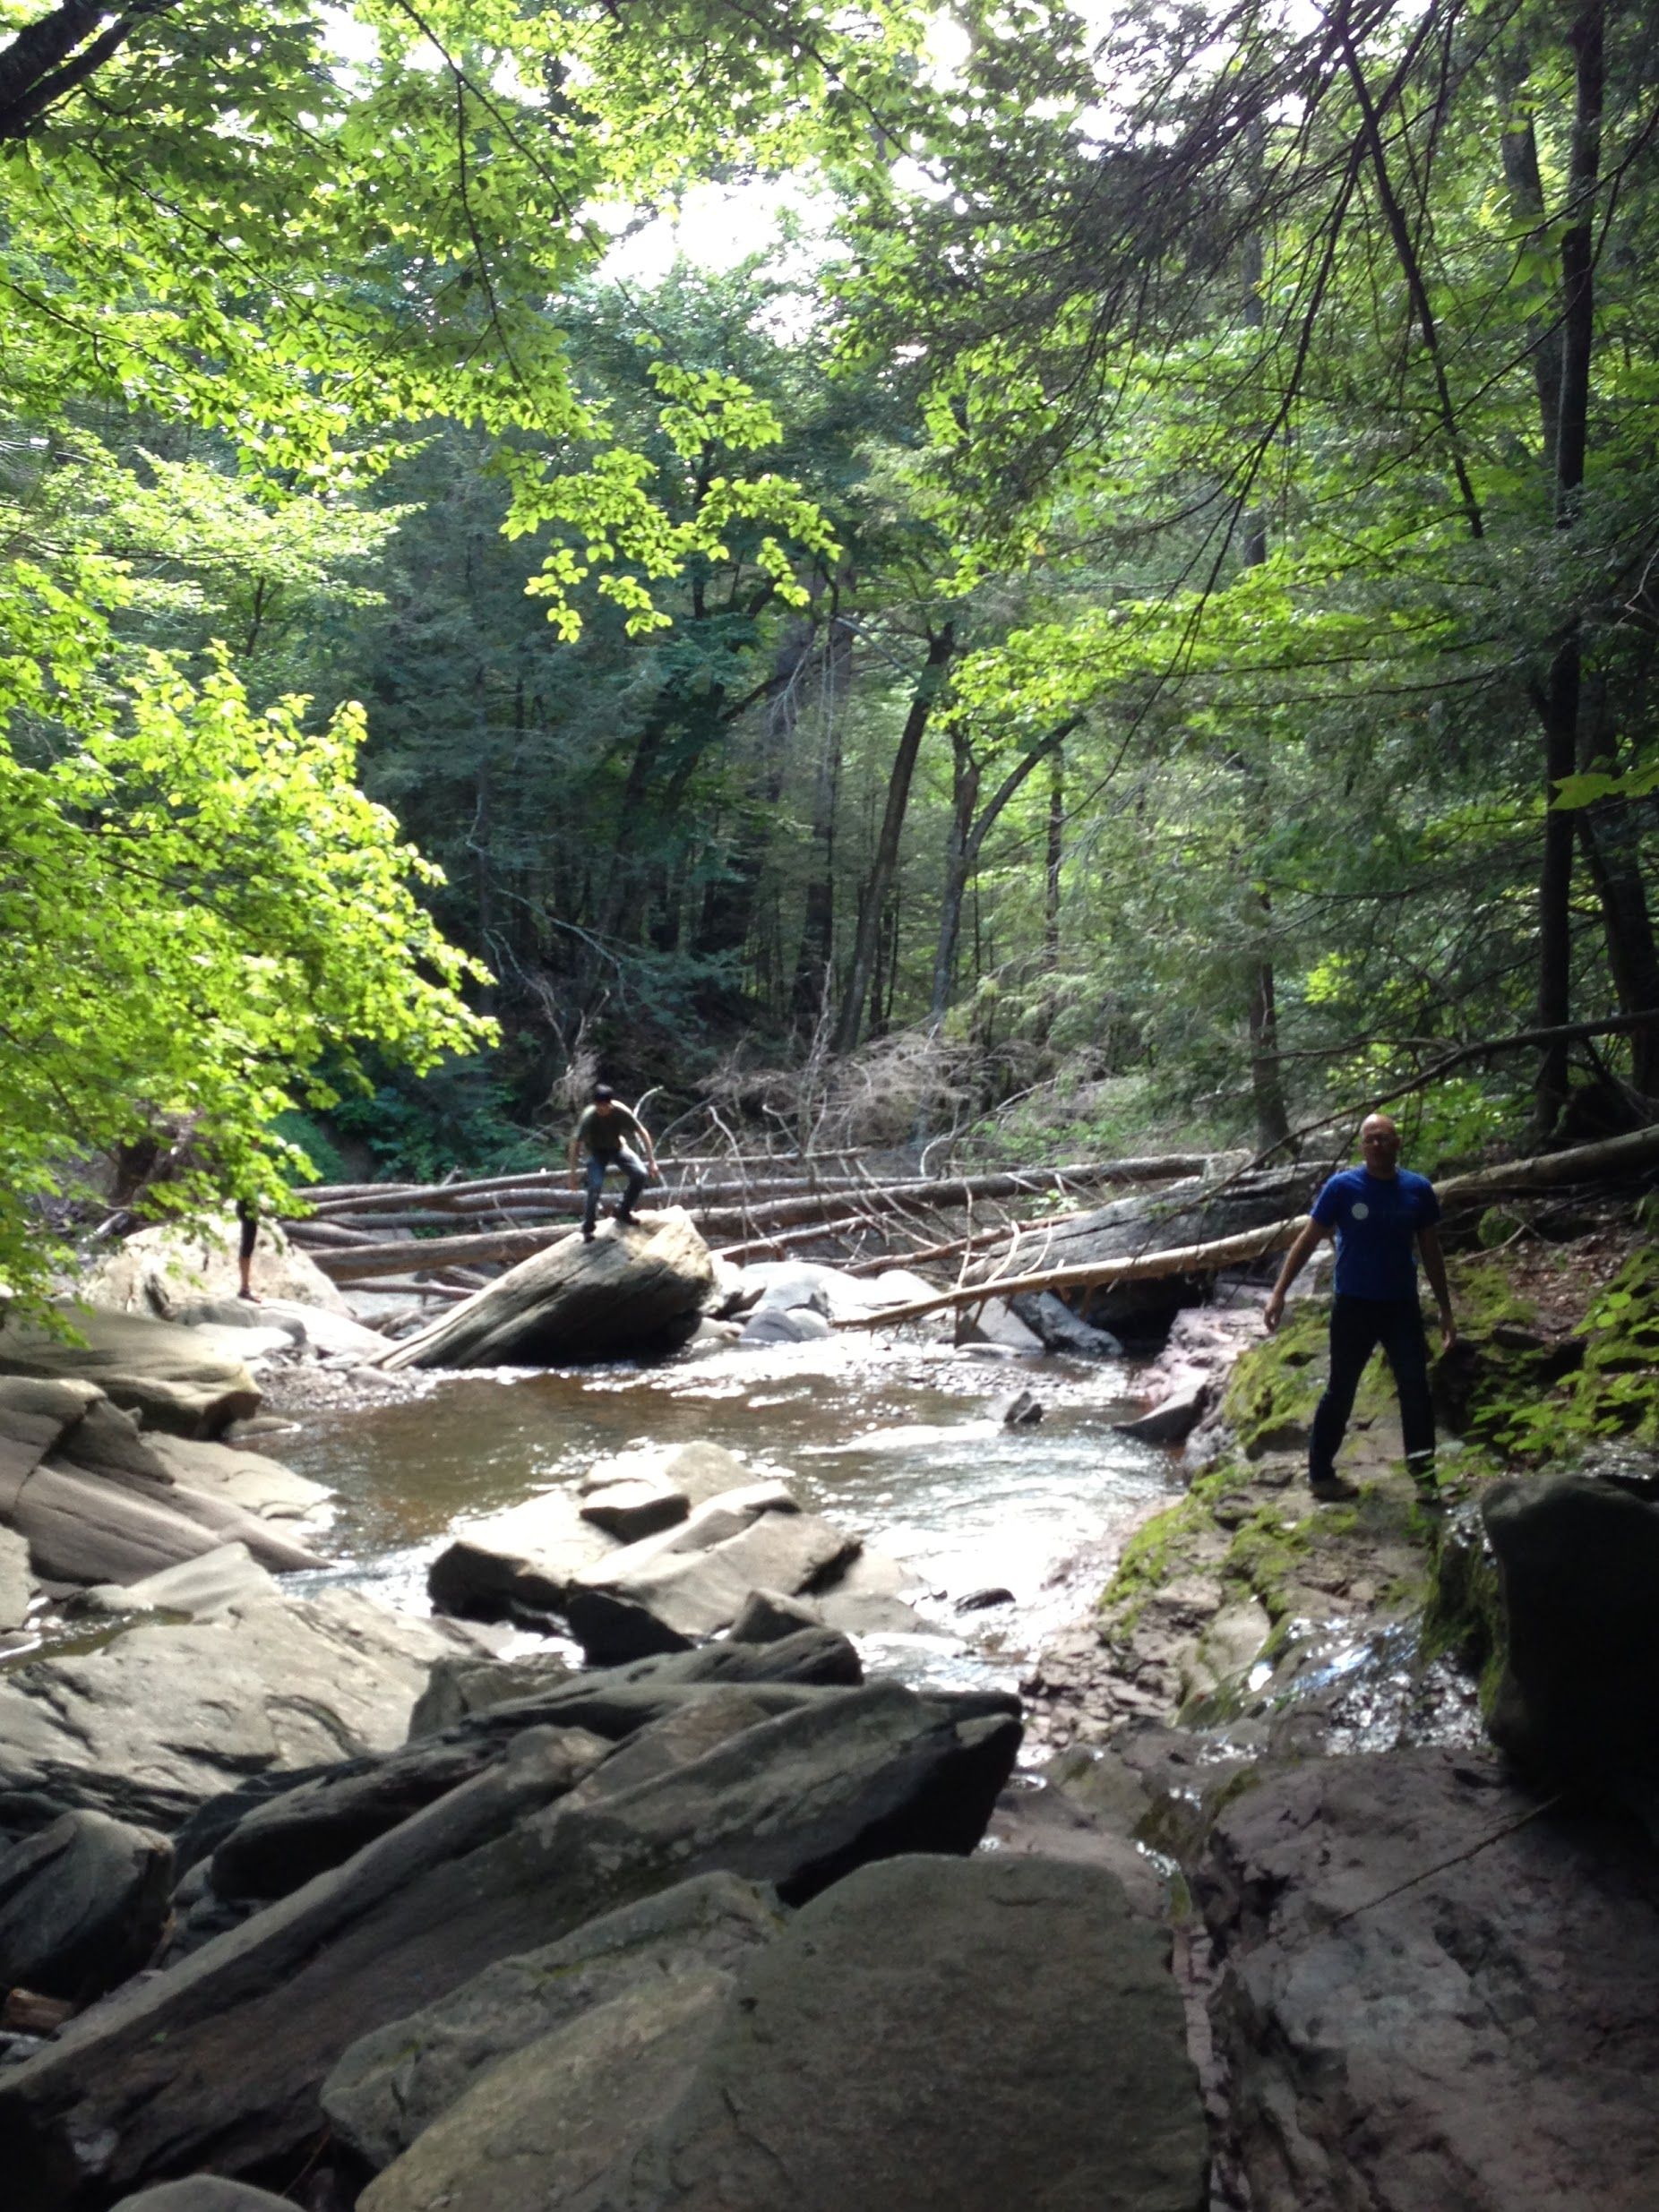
[{"xmin": 236, "ymin": 1200, "xmax": 262, "ymax": 1302}]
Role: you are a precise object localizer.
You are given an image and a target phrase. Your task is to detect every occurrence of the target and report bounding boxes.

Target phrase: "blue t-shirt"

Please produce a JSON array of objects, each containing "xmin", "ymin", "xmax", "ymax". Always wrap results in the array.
[{"xmin": 1310, "ymin": 1167, "xmax": 1440, "ymax": 1302}]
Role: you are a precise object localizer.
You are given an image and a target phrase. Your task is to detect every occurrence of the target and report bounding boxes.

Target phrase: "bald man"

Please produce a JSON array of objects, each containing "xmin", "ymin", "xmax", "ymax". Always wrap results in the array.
[{"xmin": 1264, "ymin": 1114, "xmax": 1457, "ymax": 1504}]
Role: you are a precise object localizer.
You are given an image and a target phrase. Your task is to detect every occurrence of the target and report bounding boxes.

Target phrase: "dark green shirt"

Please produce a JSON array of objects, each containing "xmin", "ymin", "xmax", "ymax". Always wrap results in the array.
[{"xmin": 574, "ymin": 1102, "xmax": 647, "ymax": 1159}]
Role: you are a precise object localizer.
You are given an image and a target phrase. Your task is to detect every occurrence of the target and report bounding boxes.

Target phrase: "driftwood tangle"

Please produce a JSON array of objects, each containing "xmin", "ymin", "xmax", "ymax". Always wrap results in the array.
[{"xmin": 834, "ymin": 1126, "xmax": 1659, "ymax": 1332}]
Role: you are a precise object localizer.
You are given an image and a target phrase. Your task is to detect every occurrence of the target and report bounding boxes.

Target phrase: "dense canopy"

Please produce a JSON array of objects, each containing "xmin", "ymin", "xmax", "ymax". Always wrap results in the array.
[{"xmin": 2, "ymin": 0, "xmax": 1656, "ymax": 1285}]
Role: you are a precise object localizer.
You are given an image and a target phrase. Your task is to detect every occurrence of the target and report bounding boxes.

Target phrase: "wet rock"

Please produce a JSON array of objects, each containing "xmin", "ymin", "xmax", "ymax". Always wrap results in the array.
[
  {"xmin": 1194, "ymin": 1745, "xmax": 1659, "ymax": 2212},
  {"xmin": 1484, "ymin": 1474, "xmax": 1659, "ymax": 1788},
  {"xmin": 142, "ymin": 1432, "xmax": 333, "ymax": 1525},
  {"xmin": 955, "ymin": 1585, "xmax": 1015, "ymax": 1612},
  {"xmin": 382, "ymin": 1209, "xmax": 714, "ymax": 1369},
  {"xmin": 580, "ymin": 1441, "xmax": 755, "ymax": 1509},
  {"xmin": 0, "ymin": 1590, "xmax": 466, "ymax": 1833},
  {"xmin": 1010, "ymin": 1290, "xmax": 1126, "ymax": 1358},
  {"xmin": 954, "ymin": 1298, "xmax": 1044, "ymax": 1354},
  {"xmin": 174, "ymin": 1298, "xmax": 390, "ymax": 1364},
  {"xmin": 812, "ymin": 1548, "xmax": 928, "ymax": 1637},
  {"xmin": 550, "ymin": 1854, "xmax": 1208, "ymax": 2212},
  {"xmin": 0, "ymin": 1808, "xmax": 172, "ymax": 2003},
  {"xmin": 1114, "ymin": 1368, "xmax": 1216, "ymax": 1445},
  {"xmin": 0, "ymin": 1683, "xmax": 1019, "ymax": 2205},
  {"xmin": 323, "ymin": 1873, "xmax": 781, "ymax": 2169},
  {"xmin": 738, "ymin": 1303, "xmax": 832, "ymax": 1344},
  {"xmin": 426, "ymin": 1488, "xmax": 617, "ymax": 1622},
  {"xmin": 996, "ymin": 1385, "xmax": 1044, "ymax": 1426},
  {"xmin": 0, "ymin": 1306, "xmax": 261, "ymax": 1438},
  {"xmin": 726, "ymin": 1587, "xmax": 823, "ymax": 1643},
  {"xmin": 564, "ymin": 1501, "xmax": 860, "ymax": 1663},
  {"xmin": 70, "ymin": 1540, "xmax": 278, "ymax": 1621},
  {"xmin": 580, "ymin": 1474, "xmax": 687, "ymax": 1541}
]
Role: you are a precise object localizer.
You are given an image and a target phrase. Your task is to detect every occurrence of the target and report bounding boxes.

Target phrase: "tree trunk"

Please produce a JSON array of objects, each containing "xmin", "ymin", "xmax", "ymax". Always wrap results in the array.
[
  {"xmin": 1534, "ymin": 0, "xmax": 1604, "ymax": 1140},
  {"xmin": 834, "ymin": 622, "xmax": 955, "ymax": 1054},
  {"xmin": 929, "ymin": 726, "xmax": 980, "ymax": 1024},
  {"xmin": 792, "ymin": 613, "xmax": 853, "ymax": 1034},
  {"xmin": 1044, "ymin": 747, "xmax": 1064, "ymax": 960}
]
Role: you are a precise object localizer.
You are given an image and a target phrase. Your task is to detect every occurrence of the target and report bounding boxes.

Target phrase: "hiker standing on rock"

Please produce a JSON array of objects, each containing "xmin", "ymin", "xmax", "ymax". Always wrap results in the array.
[
  {"xmin": 568, "ymin": 1085, "xmax": 658, "ymax": 1242},
  {"xmin": 1263, "ymin": 1112, "xmax": 1457, "ymax": 1505}
]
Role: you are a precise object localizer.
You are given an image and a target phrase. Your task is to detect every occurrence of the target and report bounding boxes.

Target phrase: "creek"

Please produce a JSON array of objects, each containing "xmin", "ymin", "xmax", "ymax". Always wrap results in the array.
[{"xmin": 271, "ymin": 1333, "xmax": 1177, "ymax": 1699}]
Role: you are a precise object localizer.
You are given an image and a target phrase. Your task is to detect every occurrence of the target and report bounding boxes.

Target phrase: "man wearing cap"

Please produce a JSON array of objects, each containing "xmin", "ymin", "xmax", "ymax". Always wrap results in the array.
[
  {"xmin": 1263, "ymin": 1113, "xmax": 1457, "ymax": 1503},
  {"xmin": 568, "ymin": 1085, "xmax": 658, "ymax": 1241}
]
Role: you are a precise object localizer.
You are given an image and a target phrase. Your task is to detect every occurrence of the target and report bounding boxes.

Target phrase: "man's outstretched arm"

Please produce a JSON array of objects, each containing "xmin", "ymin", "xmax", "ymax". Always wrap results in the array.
[
  {"xmin": 1418, "ymin": 1226, "xmax": 1457, "ymax": 1349},
  {"xmin": 1263, "ymin": 1219, "xmax": 1329, "ymax": 1333}
]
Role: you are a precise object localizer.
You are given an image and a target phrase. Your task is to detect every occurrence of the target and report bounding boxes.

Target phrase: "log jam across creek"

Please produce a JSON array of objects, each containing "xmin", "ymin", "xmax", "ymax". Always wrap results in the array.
[{"xmin": 265, "ymin": 1330, "xmax": 1173, "ymax": 1700}]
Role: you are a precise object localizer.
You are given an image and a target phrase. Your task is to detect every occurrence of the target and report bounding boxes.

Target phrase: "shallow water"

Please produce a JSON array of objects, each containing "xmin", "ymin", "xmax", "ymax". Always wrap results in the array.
[{"xmin": 273, "ymin": 1333, "xmax": 1179, "ymax": 1695}]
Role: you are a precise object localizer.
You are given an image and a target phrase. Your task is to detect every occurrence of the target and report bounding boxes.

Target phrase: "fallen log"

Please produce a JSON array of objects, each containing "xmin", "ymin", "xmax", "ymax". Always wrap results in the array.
[
  {"xmin": 304, "ymin": 1157, "xmax": 1218, "ymax": 1281},
  {"xmin": 835, "ymin": 1125, "xmax": 1659, "ymax": 1331}
]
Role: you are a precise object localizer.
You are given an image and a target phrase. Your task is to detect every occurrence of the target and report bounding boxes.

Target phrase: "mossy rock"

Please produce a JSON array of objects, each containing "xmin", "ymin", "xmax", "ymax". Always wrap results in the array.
[
  {"xmin": 1461, "ymin": 1245, "xmax": 1659, "ymax": 1463},
  {"xmin": 1222, "ymin": 1303, "xmax": 1327, "ymax": 1457}
]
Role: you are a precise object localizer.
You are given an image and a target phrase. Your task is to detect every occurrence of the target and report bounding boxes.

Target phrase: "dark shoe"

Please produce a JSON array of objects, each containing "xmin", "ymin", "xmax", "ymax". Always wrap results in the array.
[
  {"xmin": 581, "ymin": 1226, "xmax": 595, "ymax": 1243},
  {"xmin": 615, "ymin": 1211, "xmax": 635, "ymax": 1226},
  {"xmin": 1309, "ymin": 1472, "xmax": 1361, "ymax": 1503}
]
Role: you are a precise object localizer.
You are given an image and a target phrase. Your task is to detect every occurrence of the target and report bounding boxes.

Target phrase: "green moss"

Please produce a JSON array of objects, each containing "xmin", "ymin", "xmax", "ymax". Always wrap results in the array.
[
  {"xmin": 1466, "ymin": 1243, "xmax": 1659, "ymax": 1462},
  {"xmin": 1446, "ymin": 1255, "xmax": 1539, "ymax": 1333},
  {"xmin": 1220, "ymin": 1505, "xmax": 1316, "ymax": 1622},
  {"xmin": 1222, "ymin": 1302, "xmax": 1328, "ymax": 1455},
  {"xmin": 1419, "ymin": 1505, "xmax": 1507, "ymax": 1711}
]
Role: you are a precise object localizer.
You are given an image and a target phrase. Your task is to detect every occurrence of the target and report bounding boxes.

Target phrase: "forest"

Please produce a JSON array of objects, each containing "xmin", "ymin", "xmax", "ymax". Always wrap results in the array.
[{"xmin": 3, "ymin": 0, "xmax": 1657, "ymax": 1290}]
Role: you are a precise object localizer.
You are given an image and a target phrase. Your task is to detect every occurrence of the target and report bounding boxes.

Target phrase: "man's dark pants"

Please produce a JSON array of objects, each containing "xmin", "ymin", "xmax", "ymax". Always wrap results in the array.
[
  {"xmin": 581, "ymin": 1147, "xmax": 648, "ymax": 1235},
  {"xmin": 1310, "ymin": 1295, "xmax": 1436, "ymax": 1488}
]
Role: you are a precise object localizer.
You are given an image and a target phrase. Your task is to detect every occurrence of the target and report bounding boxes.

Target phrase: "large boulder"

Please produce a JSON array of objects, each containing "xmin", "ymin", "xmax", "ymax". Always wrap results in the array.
[
  {"xmin": 0, "ymin": 1682, "xmax": 1019, "ymax": 2206},
  {"xmin": 325, "ymin": 1870, "xmax": 784, "ymax": 2168},
  {"xmin": 1483, "ymin": 1474, "xmax": 1659, "ymax": 1787},
  {"xmin": 428, "ymin": 1454, "xmax": 872, "ymax": 1656},
  {"xmin": 563, "ymin": 1487, "xmax": 860, "ymax": 1663},
  {"xmin": 382, "ymin": 1209, "xmax": 714, "ymax": 1369},
  {"xmin": 359, "ymin": 1854, "xmax": 1207, "ymax": 2212},
  {"xmin": 1, "ymin": 1390, "xmax": 324, "ymax": 1588},
  {"xmin": 81, "ymin": 1212, "xmax": 352, "ymax": 1317},
  {"xmin": 967, "ymin": 1166, "xmax": 1311, "ymax": 1343},
  {"xmin": 1193, "ymin": 1745, "xmax": 1659, "ymax": 2212},
  {"xmin": 0, "ymin": 1808, "xmax": 173, "ymax": 2003},
  {"xmin": 0, "ymin": 1307, "xmax": 261, "ymax": 1437},
  {"xmin": 0, "ymin": 1590, "xmax": 465, "ymax": 1836}
]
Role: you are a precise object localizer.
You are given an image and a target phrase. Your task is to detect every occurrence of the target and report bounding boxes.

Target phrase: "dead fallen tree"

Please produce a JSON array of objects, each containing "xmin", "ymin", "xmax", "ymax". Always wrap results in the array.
[
  {"xmin": 298, "ymin": 1154, "xmax": 1217, "ymax": 1282},
  {"xmin": 835, "ymin": 1125, "xmax": 1659, "ymax": 1331}
]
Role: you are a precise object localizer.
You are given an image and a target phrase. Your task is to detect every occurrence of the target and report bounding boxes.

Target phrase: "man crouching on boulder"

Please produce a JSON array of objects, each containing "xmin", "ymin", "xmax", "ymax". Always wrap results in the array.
[
  {"xmin": 1263, "ymin": 1112, "xmax": 1457, "ymax": 1505},
  {"xmin": 568, "ymin": 1085, "xmax": 658, "ymax": 1242}
]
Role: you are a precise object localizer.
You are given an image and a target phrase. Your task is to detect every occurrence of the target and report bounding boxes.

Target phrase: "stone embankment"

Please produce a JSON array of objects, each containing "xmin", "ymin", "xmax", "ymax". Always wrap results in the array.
[
  {"xmin": 4, "ymin": 1187, "xmax": 1659, "ymax": 2209},
  {"xmin": 1010, "ymin": 1212, "xmax": 1659, "ymax": 2211}
]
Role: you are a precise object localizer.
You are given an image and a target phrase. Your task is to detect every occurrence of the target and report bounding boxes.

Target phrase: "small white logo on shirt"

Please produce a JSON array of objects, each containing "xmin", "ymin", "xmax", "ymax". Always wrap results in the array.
[{"xmin": 1350, "ymin": 1202, "xmax": 1370, "ymax": 1220}]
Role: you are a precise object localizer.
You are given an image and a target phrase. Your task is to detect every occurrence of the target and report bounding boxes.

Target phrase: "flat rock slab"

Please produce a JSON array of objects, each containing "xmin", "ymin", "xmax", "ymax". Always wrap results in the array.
[
  {"xmin": 141, "ymin": 1432, "xmax": 332, "ymax": 1526},
  {"xmin": 0, "ymin": 1682, "xmax": 1019, "ymax": 2206},
  {"xmin": 1195, "ymin": 1745, "xmax": 1659, "ymax": 2212},
  {"xmin": 0, "ymin": 1307, "xmax": 260, "ymax": 1438},
  {"xmin": 363, "ymin": 1854, "xmax": 1208, "ymax": 2212},
  {"xmin": 73, "ymin": 1540, "xmax": 278, "ymax": 1621},
  {"xmin": 326, "ymin": 1870, "xmax": 784, "ymax": 2169},
  {"xmin": 428, "ymin": 1488, "xmax": 621, "ymax": 1621},
  {"xmin": 0, "ymin": 1590, "xmax": 463, "ymax": 1832},
  {"xmin": 383, "ymin": 1209, "xmax": 714, "ymax": 1369}
]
